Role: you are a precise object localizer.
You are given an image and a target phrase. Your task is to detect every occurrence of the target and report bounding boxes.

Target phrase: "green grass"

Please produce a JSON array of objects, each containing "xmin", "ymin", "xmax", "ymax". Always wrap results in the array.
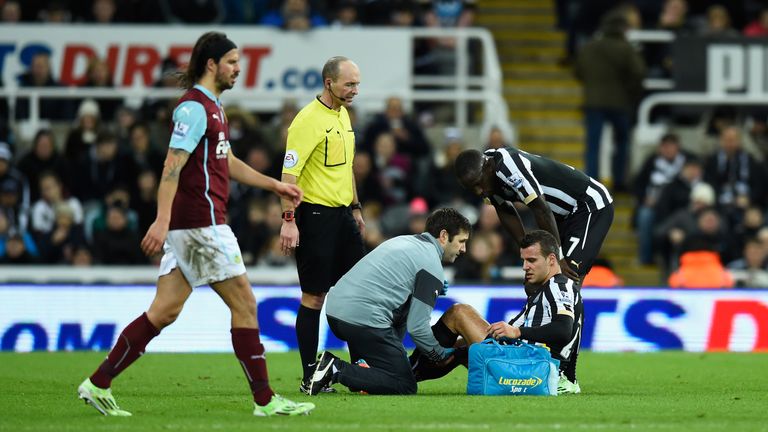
[{"xmin": 0, "ymin": 352, "xmax": 766, "ymax": 431}]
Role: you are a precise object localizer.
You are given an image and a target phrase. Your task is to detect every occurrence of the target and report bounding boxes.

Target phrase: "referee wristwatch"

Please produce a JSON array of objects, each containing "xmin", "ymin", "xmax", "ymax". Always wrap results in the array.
[
  {"xmin": 282, "ymin": 210, "xmax": 295, "ymax": 222},
  {"xmin": 350, "ymin": 202, "xmax": 362, "ymax": 211}
]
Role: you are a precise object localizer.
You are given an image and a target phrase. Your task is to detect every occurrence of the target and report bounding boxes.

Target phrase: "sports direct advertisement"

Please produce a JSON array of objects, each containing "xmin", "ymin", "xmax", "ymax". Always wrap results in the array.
[
  {"xmin": 1, "ymin": 285, "xmax": 766, "ymax": 353},
  {"xmin": 1, "ymin": 25, "xmax": 411, "ymax": 95}
]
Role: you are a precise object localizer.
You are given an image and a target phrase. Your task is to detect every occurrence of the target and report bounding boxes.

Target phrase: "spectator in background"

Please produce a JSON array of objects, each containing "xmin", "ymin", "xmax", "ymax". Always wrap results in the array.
[
  {"xmin": 728, "ymin": 237, "xmax": 768, "ymax": 288},
  {"xmin": 0, "ymin": 143, "xmax": 31, "ymax": 232},
  {"xmin": 132, "ymin": 169, "xmax": 157, "ymax": 238},
  {"xmin": 16, "ymin": 50, "xmax": 71, "ymax": 120},
  {"xmin": 646, "ymin": 0, "xmax": 692, "ymax": 78},
  {"xmin": 114, "ymin": 106, "xmax": 139, "ymax": 146},
  {"xmin": 38, "ymin": 1, "xmax": 72, "ymax": 22},
  {"xmin": 128, "ymin": 122, "xmax": 164, "ymax": 179},
  {"xmin": 730, "ymin": 206, "xmax": 767, "ymax": 260},
  {"xmin": 159, "ymin": 0, "xmax": 224, "ymax": 23},
  {"xmin": 363, "ymin": 96, "xmax": 430, "ymax": 161},
  {"xmin": 632, "ymin": 133, "xmax": 691, "ymax": 265},
  {"xmin": 64, "ymin": 99, "xmax": 101, "ymax": 166},
  {"xmin": 559, "ymin": 0, "xmax": 615, "ymax": 65},
  {"xmin": 653, "ymin": 157, "xmax": 703, "ymax": 226},
  {"xmin": 330, "ymin": 0, "xmax": 361, "ymax": 28},
  {"xmin": 71, "ymin": 245, "xmax": 93, "ymax": 266},
  {"xmin": 574, "ymin": 9, "xmax": 645, "ymax": 191},
  {"xmin": 420, "ymin": 0, "xmax": 477, "ymax": 75},
  {"xmin": 73, "ymin": 131, "xmax": 135, "ymax": 205},
  {"xmin": 30, "ymin": 171, "xmax": 83, "ymax": 239},
  {"xmin": 265, "ymin": 100, "xmax": 299, "ymax": 155},
  {"xmin": 260, "ymin": 0, "xmax": 327, "ymax": 28},
  {"xmin": 425, "ymin": 129, "xmax": 477, "ymax": 209},
  {"xmin": 484, "ymin": 126, "xmax": 509, "ymax": 150},
  {"xmin": 372, "ymin": 132, "xmax": 411, "ymax": 206},
  {"xmin": 141, "ymin": 57, "xmax": 179, "ymax": 148},
  {"xmin": 653, "ymin": 182, "xmax": 716, "ymax": 274},
  {"xmin": 743, "ymin": 8, "xmax": 768, "ymax": 37},
  {"xmin": 228, "ymin": 146, "xmax": 275, "ymax": 236},
  {"xmin": 0, "ymin": 212, "xmax": 37, "ymax": 262},
  {"xmin": 0, "ymin": 230, "xmax": 38, "ymax": 264},
  {"xmin": 37, "ymin": 202, "xmax": 86, "ymax": 264},
  {"xmin": 352, "ymin": 151, "xmax": 384, "ymax": 209},
  {"xmin": 91, "ymin": 205, "xmax": 145, "ymax": 264},
  {"xmin": 84, "ymin": 186, "xmax": 137, "ymax": 243},
  {"xmin": 453, "ymin": 230, "xmax": 498, "ymax": 283},
  {"xmin": 16, "ymin": 129, "xmax": 71, "ymax": 202},
  {"xmin": 238, "ymin": 199, "xmax": 272, "ymax": 266},
  {"xmin": 2, "ymin": 1, "xmax": 21, "ymax": 22},
  {"xmin": 81, "ymin": 56, "xmax": 122, "ymax": 121},
  {"xmin": 225, "ymin": 106, "xmax": 270, "ymax": 162},
  {"xmin": 698, "ymin": 4, "xmax": 738, "ymax": 37},
  {"xmin": 703, "ymin": 126, "xmax": 766, "ymax": 224},
  {"xmin": 86, "ymin": 0, "xmax": 117, "ymax": 23}
]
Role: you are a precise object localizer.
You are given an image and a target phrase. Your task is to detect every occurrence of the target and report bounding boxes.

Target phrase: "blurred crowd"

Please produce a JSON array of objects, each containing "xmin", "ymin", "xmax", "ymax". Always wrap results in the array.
[
  {"xmin": 632, "ymin": 127, "xmax": 768, "ymax": 288},
  {"xmin": 559, "ymin": 0, "xmax": 768, "ymax": 75},
  {"xmin": 0, "ymin": 82, "xmax": 523, "ymax": 284},
  {"xmin": 3, "ymin": 0, "xmax": 768, "ymax": 288}
]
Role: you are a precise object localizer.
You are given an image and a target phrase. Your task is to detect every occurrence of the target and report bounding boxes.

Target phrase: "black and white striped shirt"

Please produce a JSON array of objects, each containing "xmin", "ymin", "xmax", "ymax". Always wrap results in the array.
[
  {"xmin": 509, "ymin": 274, "xmax": 582, "ymax": 361},
  {"xmin": 485, "ymin": 147, "xmax": 613, "ymax": 218}
]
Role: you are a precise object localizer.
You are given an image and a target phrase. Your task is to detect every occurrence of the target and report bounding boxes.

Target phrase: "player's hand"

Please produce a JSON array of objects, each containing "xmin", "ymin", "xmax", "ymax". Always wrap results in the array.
[
  {"xmin": 274, "ymin": 182, "xmax": 303, "ymax": 207},
  {"xmin": 280, "ymin": 220, "xmax": 300, "ymax": 255},
  {"xmin": 559, "ymin": 258, "xmax": 580, "ymax": 282},
  {"xmin": 487, "ymin": 321, "xmax": 521, "ymax": 339},
  {"xmin": 141, "ymin": 220, "xmax": 169, "ymax": 257},
  {"xmin": 352, "ymin": 208, "xmax": 366, "ymax": 238},
  {"xmin": 436, "ymin": 348, "xmax": 455, "ymax": 367}
]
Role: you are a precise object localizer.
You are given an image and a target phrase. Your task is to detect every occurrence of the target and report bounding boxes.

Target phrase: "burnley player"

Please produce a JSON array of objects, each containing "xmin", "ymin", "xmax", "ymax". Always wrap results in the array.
[{"xmin": 76, "ymin": 32, "xmax": 315, "ymax": 417}]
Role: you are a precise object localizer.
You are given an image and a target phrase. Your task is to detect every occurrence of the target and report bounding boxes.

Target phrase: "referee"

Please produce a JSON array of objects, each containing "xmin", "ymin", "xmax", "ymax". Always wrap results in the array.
[{"xmin": 280, "ymin": 56, "xmax": 366, "ymax": 394}]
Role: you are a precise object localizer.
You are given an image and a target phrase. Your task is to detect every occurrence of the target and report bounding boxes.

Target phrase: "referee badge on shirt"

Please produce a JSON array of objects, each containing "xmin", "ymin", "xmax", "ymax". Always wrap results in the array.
[{"xmin": 284, "ymin": 150, "xmax": 299, "ymax": 168}]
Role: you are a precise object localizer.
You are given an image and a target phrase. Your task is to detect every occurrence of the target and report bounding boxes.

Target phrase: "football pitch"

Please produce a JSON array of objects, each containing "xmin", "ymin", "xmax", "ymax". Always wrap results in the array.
[{"xmin": 0, "ymin": 351, "xmax": 766, "ymax": 432}]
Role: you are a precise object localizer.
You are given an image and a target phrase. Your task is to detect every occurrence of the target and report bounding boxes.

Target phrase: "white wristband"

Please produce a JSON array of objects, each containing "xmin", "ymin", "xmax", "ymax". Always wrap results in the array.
[{"xmin": 558, "ymin": 246, "xmax": 564, "ymax": 260}]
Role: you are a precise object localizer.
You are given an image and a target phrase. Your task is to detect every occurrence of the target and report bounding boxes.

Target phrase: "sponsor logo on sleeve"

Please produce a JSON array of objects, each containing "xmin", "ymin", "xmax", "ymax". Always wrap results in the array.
[
  {"xmin": 172, "ymin": 122, "xmax": 190, "ymax": 139},
  {"xmin": 510, "ymin": 172, "xmax": 524, "ymax": 189},
  {"xmin": 283, "ymin": 150, "xmax": 299, "ymax": 168}
]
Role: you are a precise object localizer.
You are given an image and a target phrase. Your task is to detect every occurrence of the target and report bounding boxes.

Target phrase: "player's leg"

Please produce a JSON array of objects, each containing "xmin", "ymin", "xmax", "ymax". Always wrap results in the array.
[
  {"xmin": 312, "ymin": 317, "xmax": 417, "ymax": 395},
  {"xmin": 211, "ymin": 274, "xmax": 314, "ymax": 416},
  {"xmin": 411, "ymin": 304, "xmax": 488, "ymax": 381},
  {"xmin": 559, "ymin": 205, "xmax": 613, "ymax": 391},
  {"xmin": 79, "ymin": 268, "xmax": 191, "ymax": 416}
]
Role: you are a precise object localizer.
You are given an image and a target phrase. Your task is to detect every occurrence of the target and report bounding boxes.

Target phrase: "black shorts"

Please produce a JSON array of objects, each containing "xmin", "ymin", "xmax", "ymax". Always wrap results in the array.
[
  {"xmin": 559, "ymin": 204, "xmax": 614, "ymax": 278},
  {"xmin": 295, "ymin": 203, "xmax": 365, "ymax": 294},
  {"xmin": 328, "ymin": 316, "xmax": 417, "ymax": 395}
]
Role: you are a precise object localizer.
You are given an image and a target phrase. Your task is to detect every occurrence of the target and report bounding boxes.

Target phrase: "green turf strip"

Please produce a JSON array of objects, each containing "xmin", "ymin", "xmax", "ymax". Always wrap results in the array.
[{"xmin": 0, "ymin": 352, "xmax": 766, "ymax": 432}]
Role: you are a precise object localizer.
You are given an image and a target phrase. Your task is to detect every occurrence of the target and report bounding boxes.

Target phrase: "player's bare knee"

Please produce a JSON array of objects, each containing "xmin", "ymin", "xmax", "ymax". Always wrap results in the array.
[{"xmin": 148, "ymin": 307, "xmax": 181, "ymax": 329}]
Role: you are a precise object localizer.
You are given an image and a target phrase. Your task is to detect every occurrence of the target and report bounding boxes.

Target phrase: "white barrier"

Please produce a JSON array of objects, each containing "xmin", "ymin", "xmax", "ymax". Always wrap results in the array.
[{"xmin": 2, "ymin": 285, "xmax": 766, "ymax": 353}]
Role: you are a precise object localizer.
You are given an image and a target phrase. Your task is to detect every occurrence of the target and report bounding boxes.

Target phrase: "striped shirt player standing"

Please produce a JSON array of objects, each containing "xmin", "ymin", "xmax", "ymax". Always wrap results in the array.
[
  {"xmin": 455, "ymin": 146, "xmax": 614, "ymax": 394},
  {"xmin": 77, "ymin": 32, "xmax": 314, "ymax": 417}
]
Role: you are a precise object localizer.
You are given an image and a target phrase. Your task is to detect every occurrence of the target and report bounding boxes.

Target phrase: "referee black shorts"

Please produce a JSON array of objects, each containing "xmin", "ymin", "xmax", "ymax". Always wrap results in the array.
[
  {"xmin": 559, "ymin": 203, "xmax": 614, "ymax": 278},
  {"xmin": 295, "ymin": 202, "xmax": 365, "ymax": 294}
]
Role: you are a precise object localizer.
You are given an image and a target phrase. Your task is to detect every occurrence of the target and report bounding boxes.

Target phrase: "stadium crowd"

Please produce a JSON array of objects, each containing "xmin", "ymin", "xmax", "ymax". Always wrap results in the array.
[{"xmin": 1, "ymin": 0, "xmax": 768, "ymax": 287}]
